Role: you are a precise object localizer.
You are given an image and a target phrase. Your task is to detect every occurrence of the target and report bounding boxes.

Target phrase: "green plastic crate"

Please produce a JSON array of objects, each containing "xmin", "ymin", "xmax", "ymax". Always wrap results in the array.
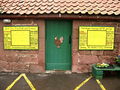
[
  {"xmin": 92, "ymin": 67, "xmax": 103, "ymax": 75},
  {"xmin": 95, "ymin": 70, "xmax": 103, "ymax": 75},
  {"xmin": 95, "ymin": 75, "xmax": 103, "ymax": 79}
]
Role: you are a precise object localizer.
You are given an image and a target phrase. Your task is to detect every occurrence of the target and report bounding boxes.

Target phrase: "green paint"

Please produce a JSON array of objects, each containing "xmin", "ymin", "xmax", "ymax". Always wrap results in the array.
[{"xmin": 45, "ymin": 20, "xmax": 72, "ymax": 70}]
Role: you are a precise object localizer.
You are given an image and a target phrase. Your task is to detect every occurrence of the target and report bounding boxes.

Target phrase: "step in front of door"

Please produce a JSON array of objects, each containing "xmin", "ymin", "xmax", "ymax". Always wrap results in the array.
[{"xmin": 46, "ymin": 63, "xmax": 71, "ymax": 70}]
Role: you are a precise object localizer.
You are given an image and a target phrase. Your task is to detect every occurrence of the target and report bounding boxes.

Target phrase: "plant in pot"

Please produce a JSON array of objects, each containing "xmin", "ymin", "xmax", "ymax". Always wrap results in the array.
[{"xmin": 116, "ymin": 55, "xmax": 120, "ymax": 66}]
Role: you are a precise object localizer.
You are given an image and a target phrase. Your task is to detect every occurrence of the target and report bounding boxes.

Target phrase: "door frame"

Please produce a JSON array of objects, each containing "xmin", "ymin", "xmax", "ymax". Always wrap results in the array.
[{"xmin": 45, "ymin": 19, "xmax": 73, "ymax": 71}]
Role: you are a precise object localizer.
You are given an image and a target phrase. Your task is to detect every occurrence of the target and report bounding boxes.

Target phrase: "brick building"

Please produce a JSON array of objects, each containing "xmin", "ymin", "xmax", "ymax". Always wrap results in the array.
[{"xmin": 0, "ymin": 0, "xmax": 120, "ymax": 73}]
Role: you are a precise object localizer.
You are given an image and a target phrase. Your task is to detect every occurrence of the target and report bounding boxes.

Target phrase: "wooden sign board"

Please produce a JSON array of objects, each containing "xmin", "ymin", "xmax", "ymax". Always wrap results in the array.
[
  {"xmin": 79, "ymin": 26, "xmax": 114, "ymax": 50},
  {"xmin": 4, "ymin": 26, "xmax": 38, "ymax": 50}
]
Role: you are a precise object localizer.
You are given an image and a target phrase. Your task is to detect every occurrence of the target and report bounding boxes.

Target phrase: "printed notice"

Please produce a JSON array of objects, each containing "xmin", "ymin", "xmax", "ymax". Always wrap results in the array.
[
  {"xmin": 4, "ymin": 26, "xmax": 38, "ymax": 50},
  {"xmin": 79, "ymin": 26, "xmax": 114, "ymax": 50}
]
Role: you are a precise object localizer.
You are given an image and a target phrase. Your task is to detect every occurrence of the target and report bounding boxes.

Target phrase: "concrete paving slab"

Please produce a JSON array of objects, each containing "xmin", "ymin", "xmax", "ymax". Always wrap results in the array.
[
  {"xmin": 79, "ymin": 78, "xmax": 101, "ymax": 90},
  {"xmin": 100, "ymin": 77, "xmax": 120, "ymax": 90},
  {"xmin": 0, "ymin": 72, "xmax": 119, "ymax": 90}
]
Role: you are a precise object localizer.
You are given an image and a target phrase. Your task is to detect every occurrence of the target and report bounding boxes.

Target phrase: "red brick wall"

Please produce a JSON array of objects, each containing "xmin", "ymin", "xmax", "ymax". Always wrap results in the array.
[
  {"xmin": 0, "ymin": 19, "xmax": 45, "ymax": 73},
  {"xmin": 0, "ymin": 18, "xmax": 120, "ymax": 73},
  {"xmin": 72, "ymin": 20, "xmax": 120, "ymax": 73}
]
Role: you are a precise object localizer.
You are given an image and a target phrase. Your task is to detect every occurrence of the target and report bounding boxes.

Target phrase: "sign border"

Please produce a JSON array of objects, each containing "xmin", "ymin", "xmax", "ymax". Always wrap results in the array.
[
  {"xmin": 79, "ymin": 26, "xmax": 115, "ymax": 50},
  {"xmin": 3, "ymin": 26, "xmax": 39, "ymax": 50}
]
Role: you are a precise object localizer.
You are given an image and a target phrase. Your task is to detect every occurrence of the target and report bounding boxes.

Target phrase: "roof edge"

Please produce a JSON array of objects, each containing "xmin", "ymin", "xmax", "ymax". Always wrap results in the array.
[{"xmin": 0, "ymin": 14, "xmax": 120, "ymax": 21}]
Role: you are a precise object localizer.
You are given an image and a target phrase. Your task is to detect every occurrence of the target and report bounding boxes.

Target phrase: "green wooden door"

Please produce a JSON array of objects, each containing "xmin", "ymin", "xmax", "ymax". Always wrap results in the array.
[{"xmin": 45, "ymin": 20, "xmax": 72, "ymax": 70}]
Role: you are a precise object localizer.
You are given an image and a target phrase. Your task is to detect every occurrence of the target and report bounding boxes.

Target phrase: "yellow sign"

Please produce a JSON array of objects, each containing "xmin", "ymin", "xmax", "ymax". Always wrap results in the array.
[
  {"xmin": 4, "ymin": 26, "xmax": 38, "ymax": 50},
  {"xmin": 79, "ymin": 26, "xmax": 114, "ymax": 50}
]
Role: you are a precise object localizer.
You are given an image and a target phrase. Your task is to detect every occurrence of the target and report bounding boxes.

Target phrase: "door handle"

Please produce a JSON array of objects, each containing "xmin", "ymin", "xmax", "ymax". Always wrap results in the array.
[{"xmin": 69, "ymin": 35, "xmax": 71, "ymax": 44}]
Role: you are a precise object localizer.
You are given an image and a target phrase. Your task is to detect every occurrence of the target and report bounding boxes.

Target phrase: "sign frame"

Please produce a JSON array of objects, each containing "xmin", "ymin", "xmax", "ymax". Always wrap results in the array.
[
  {"xmin": 3, "ymin": 26, "xmax": 39, "ymax": 50},
  {"xmin": 79, "ymin": 26, "xmax": 115, "ymax": 50}
]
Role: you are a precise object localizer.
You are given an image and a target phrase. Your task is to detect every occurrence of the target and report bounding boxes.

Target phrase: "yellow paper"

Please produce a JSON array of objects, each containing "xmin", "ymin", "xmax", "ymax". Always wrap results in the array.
[
  {"xmin": 4, "ymin": 26, "xmax": 38, "ymax": 50},
  {"xmin": 88, "ymin": 31, "xmax": 106, "ymax": 45},
  {"xmin": 79, "ymin": 26, "xmax": 114, "ymax": 50},
  {"xmin": 12, "ymin": 31, "xmax": 30, "ymax": 45}
]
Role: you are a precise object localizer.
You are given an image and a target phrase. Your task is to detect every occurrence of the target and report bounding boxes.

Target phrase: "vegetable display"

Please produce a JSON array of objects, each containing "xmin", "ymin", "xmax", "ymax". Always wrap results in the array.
[{"xmin": 96, "ymin": 63, "xmax": 109, "ymax": 68}]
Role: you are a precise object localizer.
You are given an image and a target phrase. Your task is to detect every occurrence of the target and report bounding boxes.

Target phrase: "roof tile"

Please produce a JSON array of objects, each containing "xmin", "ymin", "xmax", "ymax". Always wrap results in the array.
[
  {"xmin": 114, "ymin": 11, "xmax": 120, "ymax": 15},
  {"xmin": 84, "ymin": 2, "xmax": 91, "ymax": 7},
  {"xmin": 96, "ymin": 1, "xmax": 101, "ymax": 4},
  {"xmin": 1, "ymin": 0, "xmax": 120, "ymax": 15},
  {"xmin": 86, "ymin": 6, "xmax": 93, "ymax": 11},
  {"xmin": 107, "ymin": 11, "xmax": 114, "ymax": 15},
  {"xmin": 81, "ymin": 10, "xmax": 87, "ymax": 14},
  {"xmin": 88, "ymin": 10, "xmax": 94, "ymax": 15},
  {"xmin": 101, "ymin": 11, "xmax": 107, "ymax": 15},
  {"xmin": 102, "ymin": 0, "xmax": 107, "ymax": 4},
  {"xmin": 94, "ymin": 10, "xmax": 101, "ymax": 14},
  {"xmin": 99, "ymin": 7, "xmax": 106, "ymax": 11}
]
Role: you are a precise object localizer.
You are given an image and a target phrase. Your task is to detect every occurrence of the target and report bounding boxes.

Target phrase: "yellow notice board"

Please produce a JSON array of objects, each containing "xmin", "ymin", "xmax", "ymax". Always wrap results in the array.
[
  {"xmin": 4, "ymin": 26, "xmax": 38, "ymax": 50},
  {"xmin": 79, "ymin": 26, "xmax": 114, "ymax": 50}
]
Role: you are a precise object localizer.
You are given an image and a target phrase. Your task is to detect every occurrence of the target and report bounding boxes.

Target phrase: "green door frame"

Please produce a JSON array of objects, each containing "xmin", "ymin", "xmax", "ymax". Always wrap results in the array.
[{"xmin": 45, "ymin": 20, "xmax": 72, "ymax": 70}]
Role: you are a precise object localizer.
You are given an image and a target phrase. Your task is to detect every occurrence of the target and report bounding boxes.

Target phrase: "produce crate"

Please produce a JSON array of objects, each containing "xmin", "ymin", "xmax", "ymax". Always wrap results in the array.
[
  {"xmin": 92, "ymin": 64, "xmax": 120, "ymax": 79},
  {"xmin": 92, "ymin": 66, "xmax": 103, "ymax": 79}
]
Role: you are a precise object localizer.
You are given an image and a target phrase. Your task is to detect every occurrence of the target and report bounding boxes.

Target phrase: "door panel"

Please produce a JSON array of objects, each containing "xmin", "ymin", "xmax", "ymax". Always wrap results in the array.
[{"xmin": 45, "ymin": 20, "xmax": 72, "ymax": 70}]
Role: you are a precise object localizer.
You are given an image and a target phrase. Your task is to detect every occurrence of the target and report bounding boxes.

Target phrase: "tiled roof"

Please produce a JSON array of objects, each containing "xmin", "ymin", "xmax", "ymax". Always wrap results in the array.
[{"xmin": 0, "ymin": 0, "xmax": 120, "ymax": 15}]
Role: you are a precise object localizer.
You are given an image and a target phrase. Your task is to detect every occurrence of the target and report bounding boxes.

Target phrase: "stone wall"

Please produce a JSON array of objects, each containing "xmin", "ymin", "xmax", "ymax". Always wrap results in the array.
[
  {"xmin": 0, "ymin": 19, "xmax": 45, "ymax": 73},
  {"xmin": 72, "ymin": 20, "xmax": 120, "ymax": 73},
  {"xmin": 0, "ymin": 18, "xmax": 120, "ymax": 73}
]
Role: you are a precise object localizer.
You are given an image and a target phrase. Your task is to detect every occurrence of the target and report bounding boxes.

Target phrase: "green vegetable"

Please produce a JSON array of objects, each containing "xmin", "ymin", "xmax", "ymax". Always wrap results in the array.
[{"xmin": 96, "ymin": 63, "xmax": 109, "ymax": 68}]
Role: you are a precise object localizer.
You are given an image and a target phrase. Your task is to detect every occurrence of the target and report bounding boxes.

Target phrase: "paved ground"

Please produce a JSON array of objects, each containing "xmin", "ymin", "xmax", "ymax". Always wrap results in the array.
[{"xmin": 0, "ymin": 72, "xmax": 120, "ymax": 90}]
